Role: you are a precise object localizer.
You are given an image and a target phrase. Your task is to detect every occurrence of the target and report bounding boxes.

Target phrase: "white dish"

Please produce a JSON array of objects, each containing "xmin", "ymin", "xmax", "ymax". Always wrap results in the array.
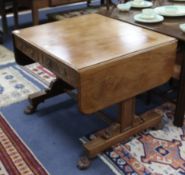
[
  {"xmin": 130, "ymin": 1, "xmax": 153, "ymax": 8},
  {"xmin": 154, "ymin": 5, "xmax": 185, "ymax": 17},
  {"xmin": 134, "ymin": 13, "xmax": 164, "ymax": 23},
  {"xmin": 140, "ymin": 13, "xmax": 156, "ymax": 19},
  {"xmin": 180, "ymin": 23, "xmax": 185, "ymax": 32},
  {"xmin": 141, "ymin": 9, "xmax": 157, "ymax": 19},
  {"xmin": 117, "ymin": 3, "xmax": 131, "ymax": 11}
]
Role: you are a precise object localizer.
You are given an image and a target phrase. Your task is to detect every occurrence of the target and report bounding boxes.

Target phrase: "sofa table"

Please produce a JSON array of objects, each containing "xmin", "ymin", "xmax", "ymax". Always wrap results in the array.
[{"xmin": 12, "ymin": 14, "xmax": 177, "ymax": 167}]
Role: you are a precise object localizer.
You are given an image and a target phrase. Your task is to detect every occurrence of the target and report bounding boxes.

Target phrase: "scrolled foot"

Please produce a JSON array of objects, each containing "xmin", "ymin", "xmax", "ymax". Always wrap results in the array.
[{"xmin": 77, "ymin": 155, "xmax": 91, "ymax": 170}]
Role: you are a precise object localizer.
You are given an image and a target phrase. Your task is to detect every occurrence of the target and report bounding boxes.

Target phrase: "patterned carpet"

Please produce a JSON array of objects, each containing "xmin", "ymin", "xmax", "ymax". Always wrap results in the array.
[
  {"xmin": 92, "ymin": 103, "xmax": 185, "ymax": 175},
  {"xmin": 24, "ymin": 63, "xmax": 56, "ymax": 86},
  {"xmin": 0, "ymin": 66, "xmax": 39, "ymax": 108},
  {"xmin": 0, "ymin": 45, "xmax": 15, "ymax": 65},
  {"xmin": 0, "ymin": 45, "xmax": 49, "ymax": 108},
  {"xmin": 0, "ymin": 46, "xmax": 51, "ymax": 174},
  {"xmin": 0, "ymin": 113, "xmax": 49, "ymax": 175}
]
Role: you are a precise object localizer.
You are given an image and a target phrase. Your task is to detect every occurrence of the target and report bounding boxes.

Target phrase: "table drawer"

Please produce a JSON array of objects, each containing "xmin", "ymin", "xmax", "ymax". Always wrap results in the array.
[{"xmin": 14, "ymin": 36, "xmax": 79, "ymax": 88}]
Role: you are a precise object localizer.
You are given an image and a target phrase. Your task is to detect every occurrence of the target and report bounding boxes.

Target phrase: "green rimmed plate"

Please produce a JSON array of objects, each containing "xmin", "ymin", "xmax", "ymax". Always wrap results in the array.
[
  {"xmin": 134, "ymin": 13, "xmax": 164, "ymax": 23},
  {"xmin": 130, "ymin": 1, "xmax": 153, "ymax": 8}
]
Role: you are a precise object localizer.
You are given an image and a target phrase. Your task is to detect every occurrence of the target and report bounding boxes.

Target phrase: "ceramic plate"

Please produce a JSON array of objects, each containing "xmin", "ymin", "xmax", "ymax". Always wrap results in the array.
[
  {"xmin": 130, "ymin": 1, "xmax": 153, "ymax": 8},
  {"xmin": 117, "ymin": 3, "xmax": 131, "ymax": 11},
  {"xmin": 179, "ymin": 23, "xmax": 185, "ymax": 32},
  {"xmin": 134, "ymin": 14, "xmax": 164, "ymax": 23},
  {"xmin": 155, "ymin": 5, "xmax": 185, "ymax": 17}
]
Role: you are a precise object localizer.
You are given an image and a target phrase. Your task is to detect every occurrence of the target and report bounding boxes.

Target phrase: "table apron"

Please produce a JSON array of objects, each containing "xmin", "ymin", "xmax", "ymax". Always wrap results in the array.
[{"xmin": 14, "ymin": 35, "xmax": 79, "ymax": 88}]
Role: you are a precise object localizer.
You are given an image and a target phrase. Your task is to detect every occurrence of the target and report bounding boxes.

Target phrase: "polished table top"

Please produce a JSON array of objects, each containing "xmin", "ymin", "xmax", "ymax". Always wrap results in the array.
[
  {"xmin": 13, "ymin": 14, "xmax": 177, "ymax": 114},
  {"xmin": 13, "ymin": 14, "xmax": 175, "ymax": 70}
]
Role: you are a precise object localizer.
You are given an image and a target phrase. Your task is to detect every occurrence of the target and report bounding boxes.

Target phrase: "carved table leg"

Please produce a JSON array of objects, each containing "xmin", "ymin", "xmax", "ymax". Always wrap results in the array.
[
  {"xmin": 24, "ymin": 79, "xmax": 73, "ymax": 114},
  {"xmin": 32, "ymin": 1, "xmax": 40, "ymax": 25},
  {"xmin": 106, "ymin": 0, "xmax": 111, "ymax": 10},
  {"xmin": 174, "ymin": 43, "xmax": 185, "ymax": 127},
  {"xmin": 0, "ymin": 31, "xmax": 3, "ymax": 44},
  {"xmin": 13, "ymin": 0, "xmax": 19, "ymax": 28}
]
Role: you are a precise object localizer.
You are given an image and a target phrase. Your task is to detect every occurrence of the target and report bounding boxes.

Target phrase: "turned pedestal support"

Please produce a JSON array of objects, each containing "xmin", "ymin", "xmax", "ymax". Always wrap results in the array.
[{"xmin": 77, "ymin": 97, "xmax": 162, "ymax": 169}]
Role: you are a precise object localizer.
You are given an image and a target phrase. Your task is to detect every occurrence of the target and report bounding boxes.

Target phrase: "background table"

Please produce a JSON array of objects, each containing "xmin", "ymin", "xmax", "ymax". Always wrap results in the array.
[
  {"xmin": 15, "ymin": 0, "xmax": 110, "ymax": 25},
  {"xmin": 15, "ymin": 0, "xmax": 90, "ymax": 25}
]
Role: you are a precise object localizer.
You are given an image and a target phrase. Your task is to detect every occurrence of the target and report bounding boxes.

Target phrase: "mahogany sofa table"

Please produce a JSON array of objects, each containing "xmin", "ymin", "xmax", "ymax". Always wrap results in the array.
[
  {"xmin": 98, "ymin": 2, "xmax": 185, "ymax": 127},
  {"xmin": 12, "ymin": 14, "xmax": 177, "ymax": 164}
]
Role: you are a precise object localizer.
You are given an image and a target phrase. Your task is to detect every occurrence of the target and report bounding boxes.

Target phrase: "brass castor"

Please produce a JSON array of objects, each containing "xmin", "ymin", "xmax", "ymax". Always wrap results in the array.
[
  {"xmin": 24, "ymin": 104, "xmax": 37, "ymax": 114},
  {"xmin": 77, "ymin": 155, "xmax": 91, "ymax": 170}
]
